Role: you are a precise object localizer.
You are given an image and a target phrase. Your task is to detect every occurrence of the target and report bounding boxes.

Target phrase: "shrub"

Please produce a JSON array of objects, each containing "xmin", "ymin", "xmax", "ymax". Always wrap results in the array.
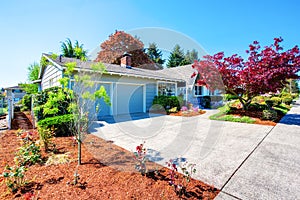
[
  {"xmin": 37, "ymin": 126, "xmax": 55, "ymax": 151},
  {"xmin": 282, "ymin": 97, "xmax": 293, "ymax": 105},
  {"xmin": 265, "ymin": 99, "xmax": 274, "ymax": 108},
  {"xmin": 252, "ymin": 96, "xmax": 265, "ymax": 104},
  {"xmin": 0, "ymin": 165, "xmax": 27, "ymax": 193},
  {"xmin": 15, "ymin": 143, "xmax": 42, "ymax": 166},
  {"xmin": 249, "ymin": 103, "xmax": 268, "ymax": 111},
  {"xmin": 270, "ymin": 97, "xmax": 282, "ymax": 106},
  {"xmin": 291, "ymin": 93, "xmax": 299, "ymax": 99},
  {"xmin": 262, "ymin": 110, "xmax": 277, "ymax": 121},
  {"xmin": 202, "ymin": 96, "xmax": 211, "ymax": 108},
  {"xmin": 280, "ymin": 92, "xmax": 292, "ymax": 99},
  {"xmin": 152, "ymin": 96, "xmax": 181, "ymax": 112},
  {"xmin": 33, "ymin": 87, "xmax": 72, "ymax": 121},
  {"xmin": 21, "ymin": 94, "xmax": 32, "ymax": 111},
  {"xmin": 223, "ymin": 94, "xmax": 238, "ymax": 101},
  {"xmin": 37, "ymin": 114, "xmax": 74, "ymax": 136}
]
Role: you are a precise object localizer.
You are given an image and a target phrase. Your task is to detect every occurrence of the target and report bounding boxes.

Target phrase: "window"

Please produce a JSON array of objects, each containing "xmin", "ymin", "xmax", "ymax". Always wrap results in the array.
[
  {"xmin": 158, "ymin": 82, "xmax": 176, "ymax": 96},
  {"xmin": 194, "ymin": 85, "xmax": 203, "ymax": 96}
]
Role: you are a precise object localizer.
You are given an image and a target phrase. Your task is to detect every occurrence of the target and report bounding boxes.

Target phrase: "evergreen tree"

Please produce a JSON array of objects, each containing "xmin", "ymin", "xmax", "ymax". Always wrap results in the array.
[
  {"xmin": 167, "ymin": 44, "xmax": 185, "ymax": 68},
  {"xmin": 181, "ymin": 49, "xmax": 199, "ymax": 65},
  {"xmin": 146, "ymin": 43, "xmax": 165, "ymax": 65}
]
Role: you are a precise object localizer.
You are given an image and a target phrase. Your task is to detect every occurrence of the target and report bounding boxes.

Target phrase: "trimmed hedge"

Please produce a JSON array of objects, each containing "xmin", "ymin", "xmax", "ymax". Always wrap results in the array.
[
  {"xmin": 152, "ymin": 96, "xmax": 181, "ymax": 112},
  {"xmin": 37, "ymin": 114, "xmax": 74, "ymax": 137}
]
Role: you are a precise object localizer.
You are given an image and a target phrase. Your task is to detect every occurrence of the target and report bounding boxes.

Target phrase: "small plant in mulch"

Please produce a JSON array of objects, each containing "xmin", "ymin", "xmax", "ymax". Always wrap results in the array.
[
  {"xmin": 0, "ymin": 129, "xmax": 42, "ymax": 194},
  {"xmin": 0, "ymin": 164, "xmax": 27, "ymax": 193},
  {"xmin": 166, "ymin": 159, "xmax": 197, "ymax": 197},
  {"xmin": 133, "ymin": 142, "xmax": 148, "ymax": 175},
  {"xmin": 67, "ymin": 166, "xmax": 87, "ymax": 189},
  {"xmin": 23, "ymin": 191, "xmax": 37, "ymax": 200}
]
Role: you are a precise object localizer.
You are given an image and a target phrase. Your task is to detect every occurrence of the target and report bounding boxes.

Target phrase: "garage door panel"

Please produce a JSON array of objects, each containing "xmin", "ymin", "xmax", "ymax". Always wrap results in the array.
[{"xmin": 117, "ymin": 84, "xmax": 143, "ymax": 115}]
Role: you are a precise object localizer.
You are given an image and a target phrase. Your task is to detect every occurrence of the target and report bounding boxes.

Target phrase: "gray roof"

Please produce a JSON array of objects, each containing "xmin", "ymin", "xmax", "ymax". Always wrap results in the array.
[{"xmin": 42, "ymin": 54, "xmax": 197, "ymax": 83}]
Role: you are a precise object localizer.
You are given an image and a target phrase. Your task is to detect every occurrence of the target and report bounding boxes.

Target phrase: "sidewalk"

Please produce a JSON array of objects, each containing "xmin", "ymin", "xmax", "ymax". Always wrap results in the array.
[{"xmin": 216, "ymin": 99, "xmax": 300, "ymax": 199}]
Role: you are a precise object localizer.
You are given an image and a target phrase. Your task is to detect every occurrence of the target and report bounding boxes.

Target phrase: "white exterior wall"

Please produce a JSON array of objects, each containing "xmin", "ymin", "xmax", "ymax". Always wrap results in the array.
[{"xmin": 41, "ymin": 64, "xmax": 63, "ymax": 90}]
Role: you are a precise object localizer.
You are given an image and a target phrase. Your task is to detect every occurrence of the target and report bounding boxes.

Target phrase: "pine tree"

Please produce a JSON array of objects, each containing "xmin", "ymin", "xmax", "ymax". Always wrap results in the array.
[
  {"xmin": 181, "ymin": 49, "xmax": 199, "ymax": 65},
  {"xmin": 146, "ymin": 43, "xmax": 165, "ymax": 65},
  {"xmin": 167, "ymin": 44, "xmax": 185, "ymax": 68}
]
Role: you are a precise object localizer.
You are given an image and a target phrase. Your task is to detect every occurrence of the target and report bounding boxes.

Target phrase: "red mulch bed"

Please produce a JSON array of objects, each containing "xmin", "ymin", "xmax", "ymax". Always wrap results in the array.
[
  {"xmin": 0, "ymin": 112, "xmax": 219, "ymax": 199},
  {"xmin": 169, "ymin": 110, "xmax": 206, "ymax": 117}
]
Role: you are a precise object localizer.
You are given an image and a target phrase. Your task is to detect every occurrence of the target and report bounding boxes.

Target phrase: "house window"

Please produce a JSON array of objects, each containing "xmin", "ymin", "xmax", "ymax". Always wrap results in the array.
[
  {"xmin": 209, "ymin": 90, "xmax": 215, "ymax": 95},
  {"xmin": 158, "ymin": 82, "xmax": 176, "ymax": 96},
  {"xmin": 194, "ymin": 85, "xmax": 203, "ymax": 96}
]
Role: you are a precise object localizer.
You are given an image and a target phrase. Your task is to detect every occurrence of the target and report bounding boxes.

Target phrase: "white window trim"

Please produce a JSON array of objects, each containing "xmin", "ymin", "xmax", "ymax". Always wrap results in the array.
[
  {"xmin": 194, "ymin": 85, "xmax": 204, "ymax": 97},
  {"xmin": 156, "ymin": 81, "xmax": 177, "ymax": 96}
]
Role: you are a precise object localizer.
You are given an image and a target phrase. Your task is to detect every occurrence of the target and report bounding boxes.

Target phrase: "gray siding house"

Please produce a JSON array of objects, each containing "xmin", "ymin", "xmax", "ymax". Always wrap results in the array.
[{"xmin": 37, "ymin": 53, "xmax": 220, "ymax": 119}]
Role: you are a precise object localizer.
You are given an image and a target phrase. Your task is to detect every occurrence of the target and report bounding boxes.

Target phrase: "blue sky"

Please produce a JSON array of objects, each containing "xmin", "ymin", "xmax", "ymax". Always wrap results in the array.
[{"xmin": 0, "ymin": 0, "xmax": 299, "ymax": 88}]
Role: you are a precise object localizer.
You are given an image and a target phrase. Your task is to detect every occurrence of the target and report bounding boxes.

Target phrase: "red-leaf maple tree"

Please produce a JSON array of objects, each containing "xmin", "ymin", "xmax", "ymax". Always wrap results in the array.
[
  {"xmin": 192, "ymin": 37, "xmax": 300, "ymax": 110},
  {"xmin": 94, "ymin": 30, "xmax": 158, "ymax": 70}
]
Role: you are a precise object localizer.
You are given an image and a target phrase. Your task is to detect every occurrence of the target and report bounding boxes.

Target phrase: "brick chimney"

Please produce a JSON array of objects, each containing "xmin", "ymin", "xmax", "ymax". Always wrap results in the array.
[{"xmin": 120, "ymin": 52, "xmax": 132, "ymax": 69}]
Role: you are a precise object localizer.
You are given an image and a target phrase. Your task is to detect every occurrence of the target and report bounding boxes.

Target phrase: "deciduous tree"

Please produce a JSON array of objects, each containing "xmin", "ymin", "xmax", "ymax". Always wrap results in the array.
[
  {"xmin": 95, "ymin": 31, "xmax": 156, "ymax": 69},
  {"xmin": 192, "ymin": 37, "xmax": 300, "ymax": 110}
]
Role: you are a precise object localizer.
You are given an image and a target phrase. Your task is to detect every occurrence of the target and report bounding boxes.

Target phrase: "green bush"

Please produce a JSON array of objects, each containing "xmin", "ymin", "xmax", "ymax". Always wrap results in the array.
[
  {"xmin": 265, "ymin": 99, "xmax": 274, "ymax": 108},
  {"xmin": 21, "ymin": 94, "xmax": 32, "ymax": 111},
  {"xmin": 152, "ymin": 96, "xmax": 181, "ymax": 112},
  {"xmin": 262, "ymin": 110, "xmax": 277, "ymax": 121},
  {"xmin": 252, "ymin": 96, "xmax": 266, "ymax": 104},
  {"xmin": 249, "ymin": 103, "xmax": 268, "ymax": 111},
  {"xmin": 282, "ymin": 97, "xmax": 293, "ymax": 105},
  {"xmin": 15, "ymin": 143, "xmax": 42, "ymax": 166},
  {"xmin": 291, "ymin": 93, "xmax": 299, "ymax": 99},
  {"xmin": 37, "ymin": 114, "xmax": 73, "ymax": 136},
  {"xmin": 280, "ymin": 92, "xmax": 292, "ymax": 99},
  {"xmin": 34, "ymin": 87, "xmax": 72, "ymax": 121},
  {"xmin": 223, "ymin": 94, "xmax": 238, "ymax": 101},
  {"xmin": 202, "ymin": 96, "xmax": 211, "ymax": 108},
  {"xmin": 270, "ymin": 97, "xmax": 282, "ymax": 106}
]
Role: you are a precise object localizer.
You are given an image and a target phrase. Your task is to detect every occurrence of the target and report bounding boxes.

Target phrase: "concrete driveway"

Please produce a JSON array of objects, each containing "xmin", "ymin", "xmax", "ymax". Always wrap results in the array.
[{"xmin": 89, "ymin": 102, "xmax": 300, "ymax": 200}]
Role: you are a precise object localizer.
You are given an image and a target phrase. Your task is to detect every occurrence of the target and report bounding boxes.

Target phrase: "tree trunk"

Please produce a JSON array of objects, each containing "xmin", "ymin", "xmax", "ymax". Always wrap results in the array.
[{"xmin": 78, "ymin": 132, "xmax": 81, "ymax": 165}]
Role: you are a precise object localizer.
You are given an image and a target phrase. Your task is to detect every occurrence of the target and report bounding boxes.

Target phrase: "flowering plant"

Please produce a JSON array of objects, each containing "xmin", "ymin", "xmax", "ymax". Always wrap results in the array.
[
  {"xmin": 166, "ymin": 159, "xmax": 196, "ymax": 197},
  {"xmin": 133, "ymin": 142, "xmax": 147, "ymax": 174}
]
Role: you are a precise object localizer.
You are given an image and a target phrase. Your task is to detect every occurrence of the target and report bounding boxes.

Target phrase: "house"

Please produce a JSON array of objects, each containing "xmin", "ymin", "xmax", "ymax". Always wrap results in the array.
[
  {"xmin": 36, "ymin": 53, "xmax": 221, "ymax": 119},
  {"xmin": 4, "ymin": 85, "xmax": 26, "ymax": 104}
]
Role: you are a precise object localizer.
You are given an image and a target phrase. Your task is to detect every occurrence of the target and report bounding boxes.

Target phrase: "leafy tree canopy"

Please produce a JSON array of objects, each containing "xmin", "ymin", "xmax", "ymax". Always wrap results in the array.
[
  {"xmin": 95, "ymin": 30, "xmax": 157, "ymax": 69},
  {"xmin": 192, "ymin": 37, "xmax": 300, "ymax": 110},
  {"xmin": 61, "ymin": 38, "xmax": 88, "ymax": 61}
]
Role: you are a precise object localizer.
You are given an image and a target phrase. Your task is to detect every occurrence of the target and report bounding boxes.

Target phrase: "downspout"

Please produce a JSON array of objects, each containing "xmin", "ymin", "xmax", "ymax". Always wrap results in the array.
[{"xmin": 185, "ymin": 81, "xmax": 188, "ymax": 104}]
